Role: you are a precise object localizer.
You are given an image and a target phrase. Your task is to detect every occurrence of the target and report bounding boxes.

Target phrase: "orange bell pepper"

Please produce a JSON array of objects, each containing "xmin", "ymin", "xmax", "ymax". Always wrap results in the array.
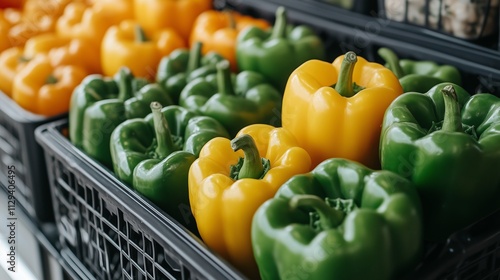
[
  {"xmin": 0, "ymin": 0, "xmax": 24, "ymax": 9},
  {"xmin": 56, "ymin": 0, "xmax": 133, "ymax": 45},
  {"xmin": 189, "ymin": 10, "xmax": 270, "ymax": 71},
  {"xmin": 282, "ymin": 51, "xmax": 403, "ymax": 169},
  {"xmin": 12, "ymin": 55, "xmax": 88, "ymax": 116},
  {"xmin": 0, "ymin": 12, "xmax": 13, "ymax": 52},
  {"xmin": 133, "ymin": 0, "xmax": 212, "ymax": 41},
  {"xmin": 2, "ymin": 8, "xmax": 27, "ymax": 47},
  {"xmin": 0, "ymin": 47, "xmax": 30, "ymax": 96},
  {"xmin": 101, "ymin": 20, "xmax": 185, "ymax": 80}
]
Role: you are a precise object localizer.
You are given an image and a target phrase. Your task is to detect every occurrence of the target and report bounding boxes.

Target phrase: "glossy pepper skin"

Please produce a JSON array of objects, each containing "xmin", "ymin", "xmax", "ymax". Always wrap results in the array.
[
  {"xmin": 69, "ymin": 67, "xmax": 172, "ymax": 168},
  {"xmin": 236, "ymin": 6, "xmax": 325, "ymax": 91},
  {"xmin": 101, "ymin": 20, "xmax": 185, "ymax": 80},
  {"xmin": 179, "ymin": 60, "xmax": 282, "ymax": 137},
  {"xmin": 189, "ymin": 10, "xmax": 269, "ymax": 71},
  {"xmin": 48, "ymin": 38, "xmax": 102, "ymax": 74},
  {"xmin": 188, "ymin": 124, "xmax": 312, "ymax": 278},
  {"xmin": 378, "ymin": 48, "xmax": 462, "ymax": 93},
  {"xmin": 155, "ymin": 41, "xmax": 225, "ymax": 104},
  {"xmin": 282, "ymin": 51, "xmax": 403, "ymax": 169},
  {"xmin": 56, "ymin": 1, "xmax": 133, "ymax": 45},
  {"xmin": 12, "ymin": 55, "xmax": 88, "ymax": 116},
  {"xmin": 110, "ymin": 102, "xmax": 229, "ymax": 233},
  {"xmin": 380, "ymin": 83, "xmax": 500, "ymax": 241},
  {"xmin": 252, "ymin": 158, "xmax": 423, "ymax": 280},
  {"xmin": 133, "ymin": 0, "xmax": 212, "ymax": 41},
  {"xmin": 0, "ymin": 47, "xmax": 29, "ymax": 96}
]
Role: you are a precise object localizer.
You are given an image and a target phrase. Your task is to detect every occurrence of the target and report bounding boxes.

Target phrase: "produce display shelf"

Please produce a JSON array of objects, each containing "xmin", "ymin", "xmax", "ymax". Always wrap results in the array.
[
  {"xmin": 0, "ymin": 90, "xmax": 62, "ymax": 224},
  {"xmin": 36, "ymin": 119, "xmax": 500, "ymax": 280}
]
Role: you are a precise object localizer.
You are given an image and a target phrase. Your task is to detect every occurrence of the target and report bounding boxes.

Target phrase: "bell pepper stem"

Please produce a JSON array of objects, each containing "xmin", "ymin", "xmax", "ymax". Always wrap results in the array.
[
  {"xmin": 45, "ymin": 74, "xmax": 58, "ymax": 85},
  {"xmin": 117, "ymin": 67, "xmax": 134, "ymax": 101},
  {"xmin": 224, "ymin": 10, "xmax": 237, "ymax": 30},
  {"xmin": 187, "ymin": 41, "xmax": 203, "ymax": 74},
  {"xmin": 135, "ymin": 24, "xmax": 148, "ymax": 42},
  {"xmin": 150, "ymin": 102, "xmax": 177, "ymax": 158},
  {"xmin": 217, "ymin": 60, "xmax": 236, "ymax": 95},
  {"xmin": 231, "ymin": 134, "xmax": 263, "ymax": 179},
  {"xmin": 270, "ymin": 6, "xmax": 287, "ymax": 40},
  {"xmin": 441, "ymin": 85, "xmax": 463, "ymax": 133},
  {"xmin": 290, "ymin": 194, "xmax": 345, "ymax": 230},
  {"xmin": 377, "ymin": 47, "xmax": 405, "ymax": 79},
  {"xmin": 334, "ymin": 51, "xmax": 357, "ymax": 97}
]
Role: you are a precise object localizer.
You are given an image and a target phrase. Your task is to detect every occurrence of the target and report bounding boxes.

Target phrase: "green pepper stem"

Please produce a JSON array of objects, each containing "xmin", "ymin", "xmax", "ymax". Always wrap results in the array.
[
  {"xmin": 441, "ymin": 85, "xmax": 463, "ymax": 133},
  {"xmin": 187, "ymin": 41, "xmax": 203, "ymax": 74},
  {"xmin": 225, "ymin": 10, "xmax": 237, "ymax": 30},
  {"xmin": 377, "ymin": 47, "xmax": 405, "ymax": 79},
  {"xmin": 150, "ymin": 102, "xmax": 177, "ymax": 158},
  {"xmin": 231, "ymin": 134, "xmax": 263, "ymax": 179},
  {"xmin": 135, "ymin": 24, "xmax": 148, "ymax": 42},
  {"xmin": 290, "ymin": 194, "xmax": 345, "ymax": 230},
  {"xmin": 217, "ymin": 60, "xmax": 236, "ymax": 95},
  {"xmin": 334, "ymin": 51, "xmax": 358, "ymax": 97},
  {"xmin": 117, "ymin": 67, "xmax": 134, "ymax": 101},
  {"xmin": 45, "ymin": 74, "xmax": 58, "ymax": 85},
  {"xmin": 270, "ymin": 6, "xmax": 287, "ymax": 40}
]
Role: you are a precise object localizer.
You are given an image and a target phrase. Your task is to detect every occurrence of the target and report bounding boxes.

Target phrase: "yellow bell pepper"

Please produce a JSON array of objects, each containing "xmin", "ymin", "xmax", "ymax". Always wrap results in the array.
[
  {"xmin": 101, "ymin": 20, "xmax": 185, "ymax": 80},
  {"xmin": 282, "ymin": 52, "xmax": 403, "ymax": 169},
  {"xmin": 0, "ymin": 33, "xmax": 68, "ymax": 96},
  {"xmin": 133, "ymin": 0, "xmax": 212, "ymax": 41},
  {"xmin": 0, "ymin": 47, "xmax": 29, "ymax": 96},
  {"xmin": 48, "ymin": 38, "xmax": 102, "ymax": 74},
  {"xmin": 188, "ymin": 124, "xmax": 311, "ymax": 279},
  {"xmin": 23, "ymin": 32, "xmax": 70, "ymax": 58},
  {"xmin": 12, "ymin": 55, "xmax": 88, "ymax": 116}
]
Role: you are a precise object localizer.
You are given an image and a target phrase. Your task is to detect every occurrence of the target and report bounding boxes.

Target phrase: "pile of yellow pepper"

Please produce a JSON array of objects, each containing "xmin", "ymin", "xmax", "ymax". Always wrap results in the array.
[{"xmin": 0, "ymin": 0, "xmax": 267, "ymax": 116}]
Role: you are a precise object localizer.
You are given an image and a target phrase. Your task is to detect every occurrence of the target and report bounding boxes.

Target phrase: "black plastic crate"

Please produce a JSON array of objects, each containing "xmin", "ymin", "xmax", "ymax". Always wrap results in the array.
[
  {"xmin": 37, "ymin": 117, "xmax": 500, "ymax": 280},
  {"xmin": 35, "ymin": 119, "xmax": 245, "ymax": 280},
  {"xmin": 224, "ymin": 0, "xmax": 500, "ymax": 96},
  {"xmin": 0, "ymin": 91, "xmax": 62, "ymax": 223}
]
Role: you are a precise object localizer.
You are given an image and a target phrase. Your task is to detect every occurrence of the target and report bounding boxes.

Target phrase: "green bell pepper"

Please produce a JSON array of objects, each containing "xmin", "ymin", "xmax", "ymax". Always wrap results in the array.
[
  {"xmin": 236, "ymin": 6, "xmax": 325, "ymax": 92},
  {"xmin": 69, "ymin": 67, "xmax": 173, "ymax": 168},
  {"xmin": 179, "ymin": 60, "xmax": 282, "ymax": 137},
  {"xmin": 378, "ymin": 48, "xmax": 462, "ymax": 93},
  {"xmin": 110, "ymin": 102, "xmax": 230, "ymax": 232},
  {"xmin": 380, "ymin": 83, "xmax": 500, "ymax": 241},
  {"xmin": 252, "ymin": 158, "xmax": 423, "ymax": 280},
  {"xmin": 155, "ymin": 41, "xmax": 225, "ymax": 104}
]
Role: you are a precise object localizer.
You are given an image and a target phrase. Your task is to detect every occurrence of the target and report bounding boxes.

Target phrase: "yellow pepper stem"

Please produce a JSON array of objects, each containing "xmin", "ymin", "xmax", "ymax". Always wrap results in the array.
[
  {"xmin": 270, "ymin": 6, "xmax": 287, "ymax": 40},
  {"xmin": 217, "ymin": 60, "xmax": 235, "ymax": 95},
  {"xmin": 150, "ymin": 101, "xmax": 178, "ymax": 158},
  {"xmin": 224, "ymin": 10, "xmax": 237, "ymax": 30},
  {"xmin": 230, "ymin": 134, "xmax": 264, "ymax": 179},
  {"xmin": 334, "ymin": 51, "xmax": 358, "ymax": 98},
  {"xmin": 377, "ymin": 48, "xmax": 405, "ymax": 79},
  {"xmin": 290, "ymin": 194, "xmax": 345, "ymax": 230},
  {"xmin": 441, "ymin": 85, "xmax": 463, "ymax": 133}
]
